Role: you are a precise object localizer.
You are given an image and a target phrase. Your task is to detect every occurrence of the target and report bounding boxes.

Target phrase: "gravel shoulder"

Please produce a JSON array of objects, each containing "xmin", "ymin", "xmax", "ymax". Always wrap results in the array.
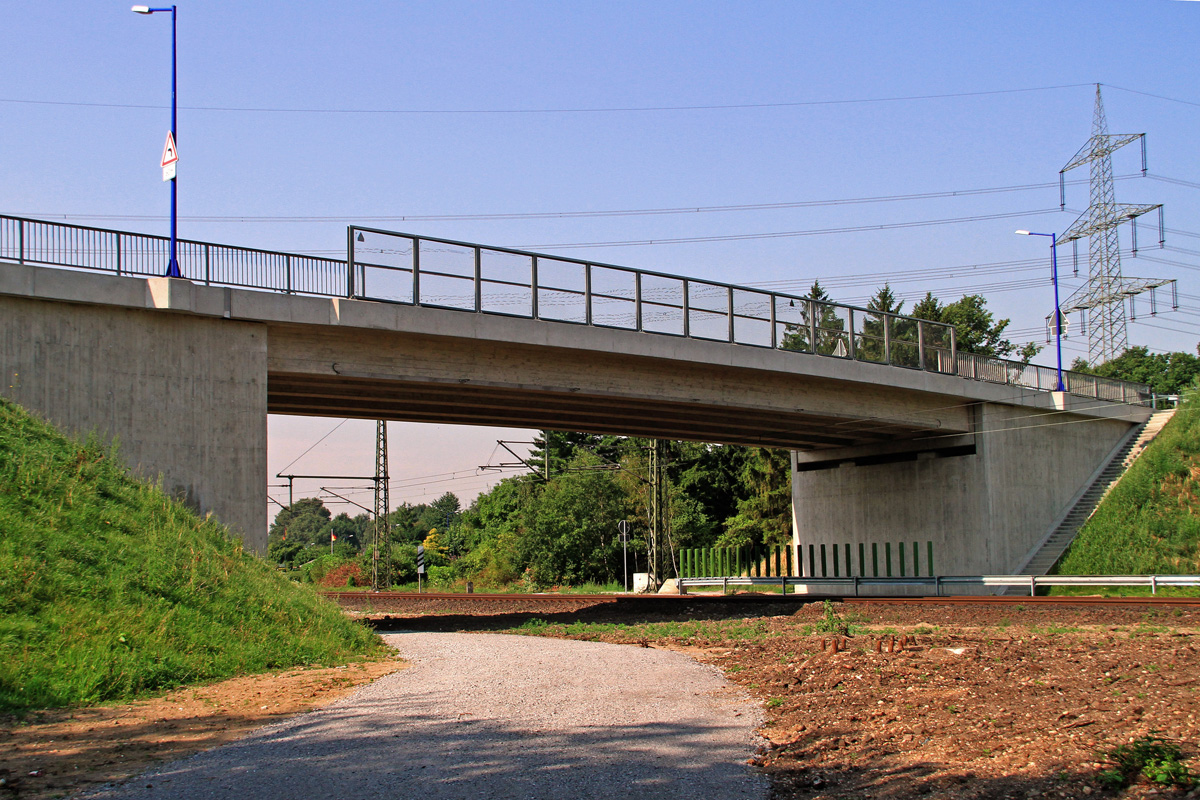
[{"xmin": 76, "ymin": 633, "xmax": 768, "ymax": 800}]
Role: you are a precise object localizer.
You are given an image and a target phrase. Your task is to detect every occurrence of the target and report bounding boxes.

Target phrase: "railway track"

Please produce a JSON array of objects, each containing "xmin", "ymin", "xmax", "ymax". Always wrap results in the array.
[{"xmin": 322, "ymin": 590, "xmax": 1200, "ymax": 615}]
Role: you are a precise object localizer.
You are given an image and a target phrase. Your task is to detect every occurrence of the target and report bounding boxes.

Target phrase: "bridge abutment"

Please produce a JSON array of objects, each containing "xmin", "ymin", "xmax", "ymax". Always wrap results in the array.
[
  {"xmin": 0, "ymin": 287, "xmax": 267, "ymax": 552},
  {"xmin": 791, "ymin": 399, "xmax": 1144, "ymax": 579}
]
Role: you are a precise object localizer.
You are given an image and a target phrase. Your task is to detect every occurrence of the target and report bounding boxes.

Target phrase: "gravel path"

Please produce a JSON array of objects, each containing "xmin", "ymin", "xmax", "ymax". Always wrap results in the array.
[{"xmin": 82, "ymin": 633, "xmax": 768, "ymax": 799}]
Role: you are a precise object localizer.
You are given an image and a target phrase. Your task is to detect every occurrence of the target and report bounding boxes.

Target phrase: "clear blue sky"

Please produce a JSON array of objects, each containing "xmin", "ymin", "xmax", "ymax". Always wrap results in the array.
[{"xmin": 4, "ymin": 1, "xmax": 1199, "ymax": 519}]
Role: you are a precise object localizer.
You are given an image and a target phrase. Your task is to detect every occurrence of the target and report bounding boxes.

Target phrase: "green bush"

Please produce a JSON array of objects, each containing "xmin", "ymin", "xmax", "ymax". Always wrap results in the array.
[
  {"xmin": 0, "ymin": 398, "xmax": 384, "ymax": 713},
  {"xmin": 1097, "ymin": 734, "xmax": 1193, "ymax": 788}
]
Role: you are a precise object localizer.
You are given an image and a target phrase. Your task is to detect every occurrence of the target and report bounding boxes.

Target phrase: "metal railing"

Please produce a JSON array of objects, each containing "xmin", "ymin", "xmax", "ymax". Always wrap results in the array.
[
  {"xmin": 677, "ymin": 574, "xmax": 1200, "ymax": 596},
  {"xmin": 0, "ymin": 215, "xmax": 1154, "ymax": 405},
  {"xmin": 347, "ymin": 225, "xmax": 960, "ymax": 373},
  {"xmin": 0, "ymin": 214, "xmax": 345, "ymax": 296}
]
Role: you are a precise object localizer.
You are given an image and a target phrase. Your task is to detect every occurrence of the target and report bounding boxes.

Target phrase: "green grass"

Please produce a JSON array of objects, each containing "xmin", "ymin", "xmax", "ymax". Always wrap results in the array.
[
  {"xmin": 512, "ymin": 616, "xmax": 772, "ymax": 643},
  {"xmin": 0, "ymin": 397, "xmax": 384, "ymax": 713},
  {"xmin": 1053, "ymin": 395, "xmax": 1200, "ymax": 589}
]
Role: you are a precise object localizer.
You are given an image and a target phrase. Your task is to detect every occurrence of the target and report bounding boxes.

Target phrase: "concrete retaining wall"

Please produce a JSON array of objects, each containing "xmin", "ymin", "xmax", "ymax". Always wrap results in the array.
[
  {"xmin": 0, "ymin": 294, "xmax": 268, "ymax": 551},
  {"xmin": 791, "ymin": 401, "xmax": 1138, "ymax": 576}
]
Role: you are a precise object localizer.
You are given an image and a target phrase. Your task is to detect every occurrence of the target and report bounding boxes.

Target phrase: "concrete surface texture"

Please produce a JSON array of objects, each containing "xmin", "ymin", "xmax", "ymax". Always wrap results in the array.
[
  {"xmin": 79, "ymin": 632, "xmax": 769, "ymax": 800},
  {"xmin": 791, "ymin": 400, "xmax": 1143, "ymax": 576},
  {"xmin": 0, "ymin": 292, "xmax": 268, "ymax": 552}
]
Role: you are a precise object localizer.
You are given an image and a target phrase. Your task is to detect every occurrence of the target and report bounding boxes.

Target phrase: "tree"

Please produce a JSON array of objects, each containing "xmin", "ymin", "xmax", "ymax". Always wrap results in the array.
[
  {"xmin": 515, "ymin": 452, "xmax": 630, "ymax": 587},
  {"xmin": 1071, "ymin": 346, "xmax": 1200, "ymax": 395},
  {"xmin": 716, "ymin": 447, "xmax": 792, "ymax": 549},
  {"xmin": 780, "ymin": 280, "xmax": 848, "ymax": 356},
  {"xmin": 267, "ymin": 497, "xmax": 333, "ymax": 567},
  {"xmin": 910, "ymin": 291, "xmax": 1041, "ymax": 364},
  {"xmin": 858, "ymin": 284, "xmax": 905, "ymax": 364}
]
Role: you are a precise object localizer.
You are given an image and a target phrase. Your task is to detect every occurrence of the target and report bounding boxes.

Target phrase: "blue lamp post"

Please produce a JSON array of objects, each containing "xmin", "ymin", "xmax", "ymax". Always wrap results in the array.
[
  {"xmin": 132, "ymin": 5, "xmax": 181, "ymax": 278},
  {"xmin": 1016, "ymin": 230, "xmax": 1065, "ymax": 392}
]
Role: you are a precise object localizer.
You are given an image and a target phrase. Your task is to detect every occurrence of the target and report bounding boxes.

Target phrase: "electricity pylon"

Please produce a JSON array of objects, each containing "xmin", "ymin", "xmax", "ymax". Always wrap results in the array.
[
  {"xmin": 1056, "ymin": 85, "xmax": 1172, "ymax": 364},
  {"xmin": 372, "ymin": 420, "xmax": 390, "ymax": 590},
  {"xmin": 647, "ymin": 439, "xmax": 668, "ymax": 589}
]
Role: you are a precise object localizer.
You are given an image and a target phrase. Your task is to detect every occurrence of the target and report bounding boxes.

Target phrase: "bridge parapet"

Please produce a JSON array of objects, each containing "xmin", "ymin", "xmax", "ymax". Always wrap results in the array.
[{"xmin": 0, "ymin": 214, "xmax": 1151, "ymax": 407}]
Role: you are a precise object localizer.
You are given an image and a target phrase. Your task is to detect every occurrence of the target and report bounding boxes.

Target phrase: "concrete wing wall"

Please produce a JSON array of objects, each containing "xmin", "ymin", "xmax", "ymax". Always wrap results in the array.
[
  {"xmin": 791, "ymin": 401, "xmax": 1142, "ymax": 576},
  {"xmin": 0, "ymin": 294, "xmax": 268, "ymax": 552}
]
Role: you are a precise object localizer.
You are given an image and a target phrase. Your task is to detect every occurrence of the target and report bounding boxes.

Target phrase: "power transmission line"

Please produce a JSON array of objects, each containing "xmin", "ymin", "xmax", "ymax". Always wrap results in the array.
[{"xmin": 0, "ymin": 82, "xmax": 1094, "ymax": 116}]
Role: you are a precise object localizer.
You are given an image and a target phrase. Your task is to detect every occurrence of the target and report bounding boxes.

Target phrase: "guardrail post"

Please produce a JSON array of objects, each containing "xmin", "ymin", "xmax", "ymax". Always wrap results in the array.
[
  {"xmin": 883, "ymin": 314, "xmax": 891, "ymax": 365},
  {"xmin": 682, "ymin": 279, "xmax": 690, "ymax": 337},
  {"xmin": 780, "ymin": 576, "xmax": 787, "ymax": 596},
  {"xmin": 635, "ymin": 272, "xmax": 643, "ymax": 331},
  {"xmin": 770, "ymin": 294, "xmax": 778, "ymax": 348},
  {"xmin": 1151, "ymin": 575, "xmax": 1158, "ymax": 595},
  {"xmin": 918, "ymin": 321, "xmax": 926, "ymax": 370},
  {"xmin": 808, "ymin": 300, "xmax": 818, "ymax": 354},
  {"xmin": 853, "ymin": 576, "xmax": 859, "ymax": 597},
  {"xmin": 934, "ymin": 575, "xmax": 941, "ymax": 596},
  {"xmin": 727, "ymin": 286, "xmax": 734, "ymax": 342},
  {"xmin": 474, "ymin": 247, "xmax": 482, "ymax": 312},
  {"xmin": 413, "ymin": 238, "xmax": 421, "ymax": 306},
  {"xmin": 585, "ymin": 263, "xmax": 593, "ymax": 326},
  {"xmin": 1029, "ymin": 575, "xmax": 1036, "ymax": 596},
  {"xmin": 847, "ymin": 309, "xmax": 856, "ymax": 359},
  {"xmin": 531, "ymin": 255, "xmax": 538, "ymax": 319}
]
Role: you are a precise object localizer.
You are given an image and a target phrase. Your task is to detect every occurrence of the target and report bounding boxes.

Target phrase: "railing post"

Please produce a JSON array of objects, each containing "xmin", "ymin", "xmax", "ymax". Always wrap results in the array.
[
  {"xmin": 585, "ymin": 264, "xmax": 593, "ymax": 326},
  {"xmin": 809, "ymin": 300, "xmax": 818, "ymax": 353},
  {"xmin": 531, "ymin": 255, "xmax": 538, "ymax": 319},
  {"xmin": 770, "ymin": 293, "xmax": 777, "ymax": 348},
  {"xmin": 412, "ymin": 237, "xmax": 420, "ymax": 306},
  {"xmin": 18, "ymin": 219, "xmax": 24, "ymax": 265},
  {"xmin": 635, "ymin": 272, "xmax": 643, "ymax": 331},
  {"xmin": 727, "ymin": 286, "xmax": 734, "ymax": 342},
  {"xmin": 474, "ymin": 247, "xmax": 482, "ymax": 312},
  {"xmin": 918, "ymin": 321, "xmax": 926, "ymax": 370},
  {"xmin": 285, "ymin": 255, "xmax": 292, "ymax": 294},
  {"xmin": 847, "ymin": 309, "xmax": 856, "ymax": 359},
  {"xmin": 204, "ymin": 244, "xmax": 211, "ymax": 286},
  {"xmin": 883, "ymin": 313, "xmax": 891, "ymax": 364},
  {"xmin": 682, "ymin": 279, "xmax": 690, "ymax": 337},
  {"xmin": 116, "ymin": 233, "xmax": 122, "ymax": 276},
  {"xmin": 950, "ymin": 326, "xmax": 958, "ymax": 374}
]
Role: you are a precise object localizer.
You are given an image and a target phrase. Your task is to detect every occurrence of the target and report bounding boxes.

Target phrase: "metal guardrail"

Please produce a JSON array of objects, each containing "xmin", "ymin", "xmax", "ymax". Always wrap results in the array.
[
  {"xmin": 0, "ymin": 214, "xmax": 345, "ymax": 296},
  {"xmin": 0, "ymin": 214, "xmax": 1153, "ymax": 405},
  {"xmin": 678, "ymin": 574, "xmax": 1200, "ymax": 596}
]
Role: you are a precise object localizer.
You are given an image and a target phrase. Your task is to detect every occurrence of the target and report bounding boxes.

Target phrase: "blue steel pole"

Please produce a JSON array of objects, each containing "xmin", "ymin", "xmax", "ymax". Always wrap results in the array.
[
  {"xmin": 167, "ymin": 5, "xmax": 179, "ymax": 278},
  {"xmin": 1050, "ymin": 233, "xmax": 1064, "ymax": 392}
]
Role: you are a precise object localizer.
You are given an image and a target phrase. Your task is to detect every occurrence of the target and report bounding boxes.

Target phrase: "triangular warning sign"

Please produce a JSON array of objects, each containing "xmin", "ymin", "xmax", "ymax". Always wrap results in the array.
[{"xmin": 161, "ymin": 131, "xmax": 178, "ymax": 167}]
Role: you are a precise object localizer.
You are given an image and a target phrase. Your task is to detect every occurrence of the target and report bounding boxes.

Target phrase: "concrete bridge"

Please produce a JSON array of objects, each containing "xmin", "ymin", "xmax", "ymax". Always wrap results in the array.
[{"xmin": 0, "ymin": 220, "xmax": 1153, "ymax": 575}]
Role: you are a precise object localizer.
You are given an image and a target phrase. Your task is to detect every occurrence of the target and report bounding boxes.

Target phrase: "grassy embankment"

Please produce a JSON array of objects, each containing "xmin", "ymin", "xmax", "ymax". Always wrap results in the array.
[
  {"xmin": 1053, "ymin": 393, "xmax": 1200, "ymax": 592},
  {"xmin": 0, "ymin": 397, "xmax": 384, "ymax": 714}
]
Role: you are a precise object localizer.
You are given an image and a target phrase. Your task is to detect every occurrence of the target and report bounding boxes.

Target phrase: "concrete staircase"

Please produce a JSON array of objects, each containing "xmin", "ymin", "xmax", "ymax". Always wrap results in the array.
[{"xmin": 1014, "ymin": 409, "xmax": 1176, "ymax": 577}]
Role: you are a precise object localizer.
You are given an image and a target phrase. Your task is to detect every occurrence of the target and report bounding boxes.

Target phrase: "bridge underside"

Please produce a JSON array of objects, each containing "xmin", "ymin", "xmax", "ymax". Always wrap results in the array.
[{"xmin": 267, "ymin": 372, "xmax": 937, "ymax": 451}]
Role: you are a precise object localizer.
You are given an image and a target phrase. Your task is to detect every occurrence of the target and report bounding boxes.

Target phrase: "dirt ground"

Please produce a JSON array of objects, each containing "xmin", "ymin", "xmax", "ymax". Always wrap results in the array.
[
  {"xmin": 0, "ymin": 659, "xmax": 404, "ymax": 800},
  {"xmin": 5, "ymin": 596, "xmax": 1199, "ymax": 800},
  {"xmin": 372, "ymin": 595, "xmax": 1200, "ymax": 799}
]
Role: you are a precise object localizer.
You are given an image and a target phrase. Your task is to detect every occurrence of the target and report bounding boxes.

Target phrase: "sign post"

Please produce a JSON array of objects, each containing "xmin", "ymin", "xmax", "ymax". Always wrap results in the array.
[
  {"xmin": 617, "ymin": 520, "xmax": 631, "ymax": 592},
  {"xmin": 417, "ymin": 544, "xmax": 426, "ymax": 593}
]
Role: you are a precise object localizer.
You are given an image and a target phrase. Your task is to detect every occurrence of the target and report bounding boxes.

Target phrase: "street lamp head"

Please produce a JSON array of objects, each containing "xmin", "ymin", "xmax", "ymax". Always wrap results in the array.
[
  {"xmin": 131, "ymin": 6, "xmax": 152, "ymax": 13},
  {"xmin": 1015, "ymin": 230, "xmax": 1031, "ymax": 235}
]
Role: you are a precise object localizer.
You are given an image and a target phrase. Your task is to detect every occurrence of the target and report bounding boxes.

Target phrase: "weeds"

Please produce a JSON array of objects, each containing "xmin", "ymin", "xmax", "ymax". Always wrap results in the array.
[{"xmin": 1098, "ymin": 734, "xmax": 1194, "ymax": 788}]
